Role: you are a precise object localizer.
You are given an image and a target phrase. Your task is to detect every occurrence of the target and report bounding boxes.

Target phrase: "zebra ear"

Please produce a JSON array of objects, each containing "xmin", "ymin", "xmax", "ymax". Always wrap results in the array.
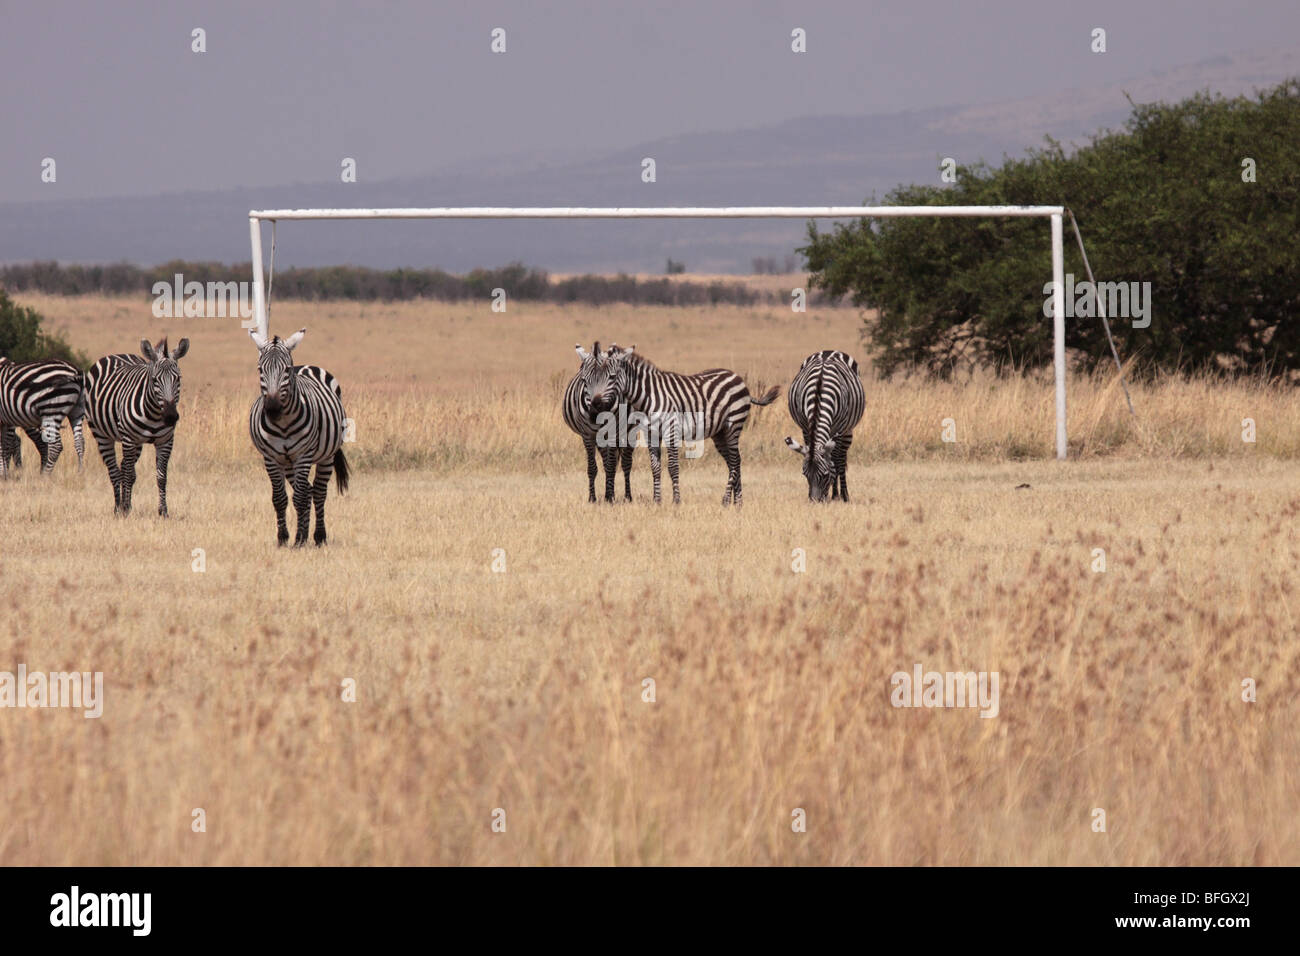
[
  {"xmin": 575, "ymin": 344, "xmax": 591, "ymax": 362},
  {"xmin": 140, "ymin": 339, "xmax": 157, "ymax": 362},
  {"xmin": 250, "ymin": 329, "xmax": 268, "ymax": 349},
  {"xmin": 284, "ymin": 328, "xmax": 306, "ymax": 351},
  {"xmin": 785, "ymin": 437, "xmax": 808, "ymax": 457},
  {"xmin": 172, "ymin": 338, "xmax": 190, "ymax": 360}
]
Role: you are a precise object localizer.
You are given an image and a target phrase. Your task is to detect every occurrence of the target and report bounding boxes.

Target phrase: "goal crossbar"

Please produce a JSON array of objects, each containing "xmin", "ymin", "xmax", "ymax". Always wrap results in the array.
[{"xmin": 246, "ymin": 205, "xmax": 1070, "ymax": 459}]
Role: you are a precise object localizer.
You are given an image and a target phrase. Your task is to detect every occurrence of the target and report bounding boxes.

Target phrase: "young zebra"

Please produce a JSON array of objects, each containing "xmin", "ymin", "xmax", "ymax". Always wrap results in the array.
[
  {"xmin": 248, "ymin": 328, "xmax": 349, "ymax": 547},
  {"xmin": 784, "ymin": 349, "xmax": 865, "ymax": 502},
  {"xmin": 84, "ymin": 338, "xmax": 188, "ymax": 515},
  {"xmin": 603, "ymin": 346, "xmax": 779, "ymax": 506},
  {"xmin": 562, "ymin": 342, "xmax": 633, "ymax": 503},
  {"xmin": 0, "ymin": 356, "xmax": 86, "ymax": 477}
]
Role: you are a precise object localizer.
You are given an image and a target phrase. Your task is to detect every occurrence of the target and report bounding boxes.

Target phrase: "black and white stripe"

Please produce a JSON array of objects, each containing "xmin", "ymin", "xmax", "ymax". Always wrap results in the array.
[
  {"xmin": 1, "ymin": 425, "xmax": 19, "ymax": 471},
  {"xmin": 248, "ymin": 328, "xmax": 349, "ymax": 547},
  {"xmin": 84, "ymin": 337, "xmax": 188, "ymax": 514},
  {"xmin": 784, "ymin": 349, "xmax": 865, "ymax": 502},
  {"xmin": 0, "ymin": 356, "xmax": 86, "ymax": 477},
  {"xmin": 562, "ymin": 341, "xmax": 633, "ymax": 502},
  {"xmin": 605, "ymin": 346, "xmax": 779, "ymax": 505}
]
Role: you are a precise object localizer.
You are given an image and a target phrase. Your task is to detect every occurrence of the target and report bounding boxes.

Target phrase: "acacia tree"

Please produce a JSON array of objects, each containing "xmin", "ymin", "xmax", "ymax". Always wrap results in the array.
[{"xmin": 802, "ymin": 79, "xmax": 1300, "ymax": 377}]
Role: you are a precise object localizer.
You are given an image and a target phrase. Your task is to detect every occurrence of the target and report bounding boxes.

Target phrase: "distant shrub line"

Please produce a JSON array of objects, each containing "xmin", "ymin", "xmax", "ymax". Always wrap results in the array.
[{"xmin": 0, "ymin": 260, "xmax": 834, "ymax": 308}]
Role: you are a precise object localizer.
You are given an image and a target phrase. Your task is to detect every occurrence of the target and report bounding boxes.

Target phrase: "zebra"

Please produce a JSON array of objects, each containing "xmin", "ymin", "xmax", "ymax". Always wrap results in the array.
[
  {"xmin": 784, "ymin": 349, "xmax": 865, "ymax": 502},
  {"xmin": 248, "ymin": 328, "xmax": 349, "ymax": 547},
  {"xmin": 0, "ymin": 356, "xmax": 86, "ymax": 477},
  {"xmin": 562, "ymin": 342, "xmax": 633, "ymax": 502},
  {"xmin": 84, "ymin": 337, "xmax": 189, "ymax": 515},
  {"xmin": 603, "ymin": 345, "xmax": 779, "ymax": 506}
]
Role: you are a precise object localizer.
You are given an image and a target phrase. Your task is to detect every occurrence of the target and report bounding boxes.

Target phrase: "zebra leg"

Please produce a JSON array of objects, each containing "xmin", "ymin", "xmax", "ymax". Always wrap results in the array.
[
  {"xmin": 264, "ymin": 456, "xmax": 290, "ymax": 545},
  {"xmin": 714, "ymin": 431, "xmax": 742, "ymax": 507},
  {"xmin": 648, "ymin": 444, "xmax": 663, "ymax": 504},
  {"xmin": 23, "ymin": 427, "xmax": 47, "ymax": 474},
  {"xmin": 666, "ymin": 443, "xmax": 681, "ymax": 505},
  {"xmin": 620, "ymin": 444, "xmax": 633, "ymax": 502},
  {"xmin": 119, "ymin": 443, "xmax": 142, "ymax": 514},
  {"xmin": 834, "ymin": 435, "xmax": 852, "ymax": 502},
  {"xmin": 582, "ymin": 434, "xmax": 598, "ymax": 503},
  {"xmin": 712, "ymin": 435, "xmax": 731, "ymax": 505},
  {"xmin": 600, "ymin": 444, "xmax": 618, "ymax": 503},
  {"xmin": 23, "ymin": 423, "xmax": 57, "ymax": 474},
  {"xmin": 72, "ymin": 416, "xmax": 85, "ymax": 470},
  {"xmin": 38, "ymin": 417, "xmax": 63, "ymax": 475},
  {"xmin": 661, "ymin": 418, "xmax": 682, "ymax": 504},
  {"xmin": 1, "ymin": 426, "xmax": 23, "ymax": 477},
  {"xmin": 311, "ymin": 459, "xmax": 335, "ymax": 546},
  {"xmin": 95, "ymin": 435, "xmax": 123, "ymax": 511},
  {"xmin": 291, "ymin": 463, "xmax": 313, "ymax": 547},
  {"xmin": 154, "ymin": 436, "xmax": 173, "ymax": 517}
]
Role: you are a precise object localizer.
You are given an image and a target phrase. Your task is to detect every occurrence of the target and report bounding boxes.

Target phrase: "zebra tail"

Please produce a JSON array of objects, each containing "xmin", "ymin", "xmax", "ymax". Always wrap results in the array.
[
  {"xmin": 71, "ymin": 369, "xmax": 88, "ymax": 422},
  {"xmin": 334, "ymin": 448, "xmax": 350, "ymax": 495},
  {"xmin": 751, "ymin": 384, "xmax": 781, "ymax": 406}
]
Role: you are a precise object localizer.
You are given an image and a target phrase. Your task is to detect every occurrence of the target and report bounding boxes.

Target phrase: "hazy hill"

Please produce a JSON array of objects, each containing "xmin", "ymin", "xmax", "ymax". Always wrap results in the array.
[{"xmin": 2, "ymin": 47, "xmax": 1295, "ymax": 273}]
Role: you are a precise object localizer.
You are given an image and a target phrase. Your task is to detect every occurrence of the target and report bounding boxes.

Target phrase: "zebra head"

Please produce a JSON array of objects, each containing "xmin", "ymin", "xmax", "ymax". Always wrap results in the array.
[
  {"xmin": 601, "ymin": 343, "xmax": 636, "ymax": 413},
  {"xmin": 575, "ymin": 341, "xmax": 618, "ymax": 424},
  {"xmin": 251, "ymin": 328, "xmax": 305, "ymax": 417},
  {"xmin": 140, "ymin": 337, "xmax": 189, "ymax": 426},
  {"xmin": 785, "ymin": 436, "xmax": 835, "ymax": 502}
]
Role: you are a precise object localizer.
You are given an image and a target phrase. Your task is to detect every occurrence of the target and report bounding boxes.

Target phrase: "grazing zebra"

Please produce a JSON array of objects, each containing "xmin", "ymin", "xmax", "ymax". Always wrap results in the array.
[
  {"xmin": 603, "ymin": 345, "xmax": 779, "ymax": 506},
  {"xmin": 784, "ymin": 349, "xmax": 865, "ymax": 502},
  {"xmin": 562, "ymin": 342, "xmax": 633, "ymax": 502},
  {"xmin": 84, "ymin": 338, "xmax": 189, "ymax": 515},
  {"xmin": 0, "ymin": 356, "xmax": 86, "ymax": 477},
  {"xmin": 248, "ymin": 328, "xmax": 349, "ymax": 547}
]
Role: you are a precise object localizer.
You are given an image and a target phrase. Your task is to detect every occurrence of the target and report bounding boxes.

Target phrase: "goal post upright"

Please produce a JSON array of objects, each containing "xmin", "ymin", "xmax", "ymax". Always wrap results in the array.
[
  {"xmin": 249, "ymin": 217, "xmax": 267, "ymax": 340},
  {"xmin": 247, "ymin": 204, "xmax": 1069, "ymax": 459},
  {"xmin": 1050, "ymin": 212, "xmax": 1067, "ymax": 460}
]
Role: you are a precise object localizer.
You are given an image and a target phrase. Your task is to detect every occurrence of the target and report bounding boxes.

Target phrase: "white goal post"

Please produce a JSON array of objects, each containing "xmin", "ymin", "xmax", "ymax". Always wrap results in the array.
[{"xmin": 247, "ymin": 205, "xmax": 1070, "ymax": 459}]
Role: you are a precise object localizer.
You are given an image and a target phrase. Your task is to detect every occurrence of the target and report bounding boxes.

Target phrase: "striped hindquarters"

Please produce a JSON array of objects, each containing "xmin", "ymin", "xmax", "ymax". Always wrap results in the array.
[
  {"xmin": 0, "ymin": 358, "xmax": 84, "ymax": 433},
  {"xmin": 788, "ymin": 351, "xmax": 865, "ymax": 445}
]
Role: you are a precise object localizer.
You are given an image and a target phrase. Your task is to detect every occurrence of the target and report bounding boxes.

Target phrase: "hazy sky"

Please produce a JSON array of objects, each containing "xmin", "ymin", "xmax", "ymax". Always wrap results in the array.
[{"xmin": 2, "ymin": 0, "xmax": 1297, "ymax": 202}]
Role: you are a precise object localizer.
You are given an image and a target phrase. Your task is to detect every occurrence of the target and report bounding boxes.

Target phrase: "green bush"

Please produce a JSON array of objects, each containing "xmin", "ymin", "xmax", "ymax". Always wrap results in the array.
[{"xmin": 0, "ymin": 288, "xmax": 86, "ymax": 365}]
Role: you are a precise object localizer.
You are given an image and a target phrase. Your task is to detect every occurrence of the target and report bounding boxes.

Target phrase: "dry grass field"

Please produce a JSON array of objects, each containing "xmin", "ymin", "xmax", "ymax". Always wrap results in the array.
[{"xmin": 1, "ymin": 291, "xmax": 1298, "ymax": 865}]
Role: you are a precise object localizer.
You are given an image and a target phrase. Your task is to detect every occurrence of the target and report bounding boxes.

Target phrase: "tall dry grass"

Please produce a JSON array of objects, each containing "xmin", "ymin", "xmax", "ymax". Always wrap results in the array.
[
  {"xmin": 0, "ymin": 293, "xmax": 1297, "ymax": 865},
  {"xmin": 17, "ymin": 294, "xmax": 1300, "ymax": 470}
]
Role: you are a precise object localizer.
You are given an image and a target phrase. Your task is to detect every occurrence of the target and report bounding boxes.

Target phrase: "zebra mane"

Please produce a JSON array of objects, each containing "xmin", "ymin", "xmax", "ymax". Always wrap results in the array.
[{"xmin": 618, "ymin": 349, "xmax": 651, "ymax": 370}]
